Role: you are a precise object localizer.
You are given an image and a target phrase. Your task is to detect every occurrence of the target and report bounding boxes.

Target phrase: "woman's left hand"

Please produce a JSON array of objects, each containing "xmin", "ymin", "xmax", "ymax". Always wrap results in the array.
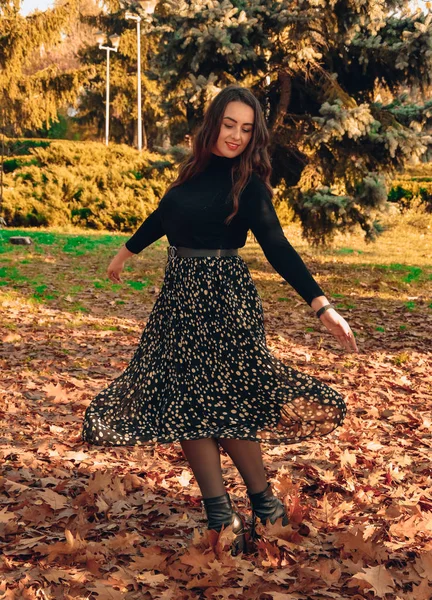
[{"xmin": 318, "ymin": 308, "xmax": 359, "ymax": 353}]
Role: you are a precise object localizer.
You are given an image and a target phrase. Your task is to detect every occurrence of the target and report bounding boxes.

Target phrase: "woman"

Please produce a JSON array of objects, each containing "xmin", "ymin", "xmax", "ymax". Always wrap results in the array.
[{"xmin": 82, "ymin": 85, "xmax": 358, "ymax": 556}]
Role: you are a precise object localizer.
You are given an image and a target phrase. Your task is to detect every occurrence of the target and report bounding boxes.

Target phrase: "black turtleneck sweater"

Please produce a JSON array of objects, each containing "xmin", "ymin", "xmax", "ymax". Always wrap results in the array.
[{"xmin": 124, "ymin": 152, "xmax": 326, "ymax": 306}]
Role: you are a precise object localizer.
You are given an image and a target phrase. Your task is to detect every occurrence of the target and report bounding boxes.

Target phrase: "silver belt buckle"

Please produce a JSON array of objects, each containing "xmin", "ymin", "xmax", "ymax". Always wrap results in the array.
[{"xmin": 167, "ymin": 245, "xmax": 178, "ymax": 259}]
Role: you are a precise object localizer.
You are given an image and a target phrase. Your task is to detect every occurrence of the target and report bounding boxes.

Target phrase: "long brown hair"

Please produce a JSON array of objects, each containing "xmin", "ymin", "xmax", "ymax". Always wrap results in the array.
[{"xmin": 165, "ymin": 84, "xmax": 274, "ymax": 225}]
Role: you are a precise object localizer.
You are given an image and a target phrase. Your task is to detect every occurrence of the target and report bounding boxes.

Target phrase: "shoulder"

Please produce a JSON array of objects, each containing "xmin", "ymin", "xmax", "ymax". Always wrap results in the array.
[
  {"xmin": 241, "ymin": 171, "xmax": 273, "ymax": 204},
  {"xmin": 245, "ymin": 171, "xmax": 267, "ymax": 188}
]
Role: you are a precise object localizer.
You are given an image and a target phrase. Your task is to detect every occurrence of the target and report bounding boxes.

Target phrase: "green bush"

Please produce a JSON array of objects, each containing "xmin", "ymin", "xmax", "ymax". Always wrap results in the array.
[
  {"xmin": 389, "ymin": 164, "xmax": 432, "ymax": 212},
  {"xmin": 3, "ymin": 138, "xmax": 51, "ymax": 156},
  {"xmin": 2, "ymin": 157, "xmax": 39, "ymax": 174},
  {"xmin": 2, "ymin": 138, "xmax": 431, "ymax": 230},
  {"xmin": 387, "ymin": 185, "xmax": 414, "ymax": 211},
  {"xmin": 1, "ymin": 139, "xmax": 179, "ymax": 231},
  {"xmin": 388, "ymin": 182, "xmax": 432, "ymax": 212}
]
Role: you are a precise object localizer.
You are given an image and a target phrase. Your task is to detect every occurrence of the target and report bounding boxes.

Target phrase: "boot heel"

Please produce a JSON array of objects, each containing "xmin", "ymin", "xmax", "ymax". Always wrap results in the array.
[
  {"xmin": 202, "ymin": 492, "xmax": 247, "ymax": 556},
  {"xmin": 231, "ymin": 511, "xmax": 247, "ymax": 556}
]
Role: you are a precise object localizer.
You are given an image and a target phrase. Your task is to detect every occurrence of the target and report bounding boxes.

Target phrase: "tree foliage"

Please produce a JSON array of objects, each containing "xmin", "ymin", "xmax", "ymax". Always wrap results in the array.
[
  {"xmin": 0, "ymin": 0, "xmax": 93, "ymax": 135},
  {"xmin": 2, "ymin": 0, "xmax": 432, "ymax": 244},
  {"xmin": 150, "ymin": 0, "xmax": 432, "ymax": 245}
]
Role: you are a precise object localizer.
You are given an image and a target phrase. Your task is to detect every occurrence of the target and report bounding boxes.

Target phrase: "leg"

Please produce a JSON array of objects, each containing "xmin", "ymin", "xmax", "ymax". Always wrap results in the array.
[
  {"xmin": 217, "ymin": 438, "xmax": 289, "ymax": 536},
  {"xmin": 216, "ymin": 438, "xmax": 268, "ymax": 494},
  {"xmin": 181, "ymin": 437, "xmax": 247, "ymax": 555},
  {"xmin": 180, "ymin": 437, "xmax": 226, "ymax": 498}
]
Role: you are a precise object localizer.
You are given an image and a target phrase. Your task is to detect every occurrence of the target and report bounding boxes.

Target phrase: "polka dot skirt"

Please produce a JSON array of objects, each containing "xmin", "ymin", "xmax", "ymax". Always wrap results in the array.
[{"xmin": 81, "ymin": 254, "xmax": 347, "ymax": 446}]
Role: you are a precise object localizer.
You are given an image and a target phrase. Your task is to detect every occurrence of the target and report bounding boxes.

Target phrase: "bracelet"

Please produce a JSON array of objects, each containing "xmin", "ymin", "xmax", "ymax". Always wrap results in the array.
[{"xmin": 316, "ymin": 303, "xmax": 335, "ymax": 318}]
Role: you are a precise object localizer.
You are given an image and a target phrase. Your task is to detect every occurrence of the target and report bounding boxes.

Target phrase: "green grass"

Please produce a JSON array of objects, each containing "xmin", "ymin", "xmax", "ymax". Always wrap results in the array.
[
  {"xmin": 335, "ymin": 247, "xmax": 364, "ymax": 255},
  {"xmin": 0, "ymin": 229, "xmax": 161, "ymax": 310},
  {"xmin": 61, "ymin": 235, "xmax": 124, "ymax": 255},
  {"xmin": 335, "ymin": 302, "xmax": 356, "ymax": 309},
  {"xmin": 0, "ymin": 230, "xmax": 127, "ymax": 255},
  {"xmin": 32, "ymin": 286, "xmax": 58, "ymax": 302},
  {"xmin": 402, "ymin": 267, "xmax": 422, "ymax": 283},
  {"xmin": 1, "ymin": 226, "xmax": 431, "ymax": 320},
  {"xmin": 372, "ymin": 263, "xmax": 425, "ymax": 283},
  {"xmin": 0, "ymin": 265, "xmax": 29, "ymax": 283},
  {"xmin": 126, "ymin": 279, "xmax": 152, "ymax": 290}
]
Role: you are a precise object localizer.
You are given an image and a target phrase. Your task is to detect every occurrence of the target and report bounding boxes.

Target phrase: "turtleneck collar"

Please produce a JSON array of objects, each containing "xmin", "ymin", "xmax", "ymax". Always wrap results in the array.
[{"xmin": 208, "ymin": 151, "xmax": 240, "ymax": 172}]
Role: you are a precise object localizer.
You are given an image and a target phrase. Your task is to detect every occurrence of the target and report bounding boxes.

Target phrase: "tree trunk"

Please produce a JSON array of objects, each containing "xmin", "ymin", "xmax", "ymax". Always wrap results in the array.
[
  {"xmin": 142, "ymin": 119, "xmax": 147, "ymax": 150},
  {"xmin": 132, "ymin": 119, "xmax": 138, "ymax": 148},
  {"xmin": 271, "ymin": 70, "xmax": 292, "ymax": 133}
]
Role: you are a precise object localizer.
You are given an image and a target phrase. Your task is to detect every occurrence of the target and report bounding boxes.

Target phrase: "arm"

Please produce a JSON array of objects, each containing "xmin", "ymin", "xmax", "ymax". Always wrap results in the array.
[
  {"xmin": 243, "ymin": 176, "xmax": 359, "ymax": 352},
  {"xmin": 124, "ymin": 206, "xmax": 165, "ymax": 255},
  {"xmin": 244, "ymin": 175, "xmax": 328, "ymax": 307},
  {"xmin": 107, "ymin": 206, "xmax": 165, "ymax": 284}
]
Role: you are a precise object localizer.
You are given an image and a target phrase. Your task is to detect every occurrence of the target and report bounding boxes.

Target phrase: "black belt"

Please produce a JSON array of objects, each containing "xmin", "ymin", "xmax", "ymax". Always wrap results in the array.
[{"xmin": 167, "ymin": 245, "xmax": 239, "ymax": 258}]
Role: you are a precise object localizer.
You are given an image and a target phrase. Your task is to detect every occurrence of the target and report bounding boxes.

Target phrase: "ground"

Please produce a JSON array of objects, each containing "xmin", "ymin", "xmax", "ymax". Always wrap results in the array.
[{"xmin": 0, "ymin": 206, "xmax": 431, "ymax": 599}]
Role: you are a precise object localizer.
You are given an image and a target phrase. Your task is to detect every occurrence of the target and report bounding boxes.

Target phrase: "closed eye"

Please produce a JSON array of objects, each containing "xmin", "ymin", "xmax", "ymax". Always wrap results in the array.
[{"xmin": 225, "ymin": 125, "xmax": 252, "ymax": 133}]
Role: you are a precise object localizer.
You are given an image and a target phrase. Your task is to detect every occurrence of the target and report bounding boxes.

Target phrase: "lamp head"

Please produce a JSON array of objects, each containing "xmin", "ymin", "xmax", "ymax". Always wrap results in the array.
[
  {"xmin": 137, "ymin": 0, "xmax": 156, "ymax": 13},
  {"xmin": 94, "ymin": 30, "xmax": 106, "ymax": 45},
  {"xmin": 109, "ymin": 33, "xmax": 121, "ymax": 49}
]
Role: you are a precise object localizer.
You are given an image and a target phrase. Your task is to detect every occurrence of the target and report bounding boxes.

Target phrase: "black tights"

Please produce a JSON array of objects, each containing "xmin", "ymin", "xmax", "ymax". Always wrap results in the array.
[{"xmin": 180, "ymin": 437, "xmax": 268, "ymax": 499}]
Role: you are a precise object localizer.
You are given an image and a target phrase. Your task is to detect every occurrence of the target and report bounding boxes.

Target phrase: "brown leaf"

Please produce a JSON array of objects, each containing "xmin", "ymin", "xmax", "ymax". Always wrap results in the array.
[{"xmin": 350, "ymin": 564, "xmax": 395, "ymax": 597}]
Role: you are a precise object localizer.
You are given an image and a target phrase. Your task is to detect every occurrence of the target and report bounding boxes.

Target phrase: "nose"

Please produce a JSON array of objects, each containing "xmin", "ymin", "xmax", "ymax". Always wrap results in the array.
[{"xmin": 230, "ymin": 130, "xmax": 241, "ymax": 142}]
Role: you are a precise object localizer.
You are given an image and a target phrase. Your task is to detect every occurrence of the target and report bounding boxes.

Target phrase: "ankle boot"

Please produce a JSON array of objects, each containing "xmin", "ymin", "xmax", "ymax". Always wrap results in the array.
[
  {"xmin": 201, "ymin": 491, "xmax": 247, "ymax": 556},
  {"xmin": 247, "ymin": 482, "xmax": 289, "ymax": 541}
]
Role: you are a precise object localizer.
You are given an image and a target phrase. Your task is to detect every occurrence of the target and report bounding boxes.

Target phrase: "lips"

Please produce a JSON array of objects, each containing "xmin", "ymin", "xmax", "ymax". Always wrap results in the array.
[{"xmin": 226, "ymin": 142, "xmax": 239, "ymax": 150}]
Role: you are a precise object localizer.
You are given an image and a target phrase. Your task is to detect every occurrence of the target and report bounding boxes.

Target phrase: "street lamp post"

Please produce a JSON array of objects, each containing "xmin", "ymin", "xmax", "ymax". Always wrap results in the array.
[
  {"xmin": 125, "ymin": 13, "xmax": 142, "ymax": 151},
  {"xmin": 95, "ymin": 31, "xmax": 121, "ymax": 146},
  {"xmin": 125, "ymin": 0, "xmax": 156, "ymax": 151}
]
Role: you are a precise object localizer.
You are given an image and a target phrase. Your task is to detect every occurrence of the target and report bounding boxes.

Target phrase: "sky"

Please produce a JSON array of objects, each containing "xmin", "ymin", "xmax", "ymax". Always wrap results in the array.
[
  {"xmin": 20, "ymin": 0, "xmax": 430, "ymax": 16},
  {"xmin": 21, "ymin": 0, "xmax": 54, "ymax": 15}
]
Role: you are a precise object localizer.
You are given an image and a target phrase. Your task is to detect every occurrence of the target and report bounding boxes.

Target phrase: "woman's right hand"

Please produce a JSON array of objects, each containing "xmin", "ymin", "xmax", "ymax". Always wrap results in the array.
[
  {"xmin": 107, "ymin": 256, "xmax": 125, "ymax": 284},
  {"xmin": 319, "ymin": 308, "xmax": 359, "ymax": 353}
]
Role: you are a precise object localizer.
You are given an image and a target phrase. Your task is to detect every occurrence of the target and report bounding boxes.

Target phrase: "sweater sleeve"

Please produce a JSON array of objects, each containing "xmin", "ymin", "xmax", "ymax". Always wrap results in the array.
[
  {"xmin": 124, "ymin": 206, "xmax": 165, "ymax": 254},
  {"xmin": 243, "ymin": 174, "xmax": 326, "ymax": 306}
]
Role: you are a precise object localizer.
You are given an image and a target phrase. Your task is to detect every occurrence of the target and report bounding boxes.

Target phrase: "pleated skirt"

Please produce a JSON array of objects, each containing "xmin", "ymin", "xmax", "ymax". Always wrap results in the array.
[{"xmin": 81, "ymin": 252, "xmax": 347, "ymax": 446}]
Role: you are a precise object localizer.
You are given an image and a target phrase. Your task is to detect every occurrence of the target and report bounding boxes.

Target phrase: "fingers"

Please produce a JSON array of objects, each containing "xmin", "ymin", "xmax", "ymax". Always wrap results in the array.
[
  {"xmin": 329, "ymin": 327, "xmax": 359, "ymax": 353},
  {"xmin": 107, "ymin": 270, "xmax": 122, "ymax": 284},
  {"xmin": 340, "ymin": 332, "xmax": 358, "ymax": 353},
  {"xmin": 349, "ymin": 333, "xmax": 359, "ymax": 353},
  {"xmin": 344, "ymin": 328, "xmax": 359, "ymax": 352},
  {"xmin": 336, "ymin": 334, "xmax": 352, "ymax": 352},
  {"xmin": 320, "ymin": 312, "xmax": 359, "ymax": 353}
]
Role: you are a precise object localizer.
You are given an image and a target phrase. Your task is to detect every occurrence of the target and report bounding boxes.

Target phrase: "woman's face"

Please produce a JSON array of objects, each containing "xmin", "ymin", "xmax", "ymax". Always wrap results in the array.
[{"xmin": 212, "ymin": 101, "xmax": 255, "ymax": 158}]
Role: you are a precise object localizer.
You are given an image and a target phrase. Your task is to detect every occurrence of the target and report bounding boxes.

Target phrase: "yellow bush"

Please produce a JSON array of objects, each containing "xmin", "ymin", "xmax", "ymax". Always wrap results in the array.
[{"xmin": 2, "ymin": 140, "xmax": 179, "ymax": 230}]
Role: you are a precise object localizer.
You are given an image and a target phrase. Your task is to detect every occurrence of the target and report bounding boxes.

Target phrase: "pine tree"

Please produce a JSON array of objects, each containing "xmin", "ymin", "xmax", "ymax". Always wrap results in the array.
[
  {"xmin": 151, "ymin": 0, "xmax": 432, "ymax": 245},
  {"xmin": 0, "ymin": 0, "xmax": 93, "ymax": 135}
]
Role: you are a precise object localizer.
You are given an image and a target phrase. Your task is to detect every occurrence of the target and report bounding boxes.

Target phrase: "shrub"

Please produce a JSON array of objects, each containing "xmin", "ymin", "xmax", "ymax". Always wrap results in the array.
[
  {"xmin": 389, "ymin": 164, "xmax": 432, "ymax": 212},
  {"xmin": 1, "ymin": 140, "xmax": 179, "ymax": 231},
  {"xmin": 2, "ymin": 138, "xmax": 431, "ymax": 231}
]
